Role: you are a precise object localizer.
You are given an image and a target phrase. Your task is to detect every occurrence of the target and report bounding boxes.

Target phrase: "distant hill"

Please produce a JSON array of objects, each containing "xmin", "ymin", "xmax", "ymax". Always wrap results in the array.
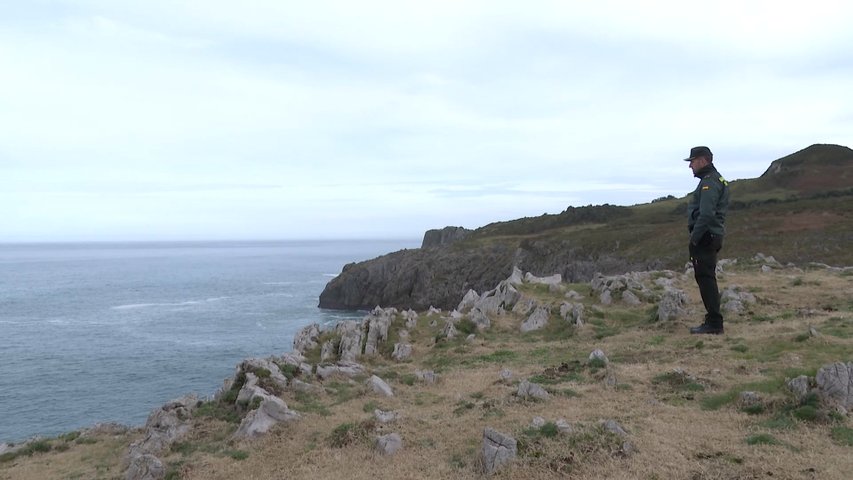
[{"xmin": 319, "ymin": 144, "xmax": 853, "ymax": 310}]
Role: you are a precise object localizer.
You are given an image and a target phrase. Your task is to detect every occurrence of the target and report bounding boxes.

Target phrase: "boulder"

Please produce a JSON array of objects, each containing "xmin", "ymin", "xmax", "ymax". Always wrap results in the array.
[
  {"xmin": 363, "ymin": 308, "xmax": 394, "ymax": 356},
  {"xmin": 738, "ymin": 391, "xmax": 762, "ymax": 408},
  {"xmin": 481, "ymin": 428, "xmax": 517, "ymax": 474},
  {"xmin": 787, "ymin": 375, "xmax": 811, "ymax": 402},
  {"xmin": 125, "ymin": 453, "xmax": 165, "ymax": 480},
  {"xmin": 466, "ymin": 334, "xmax": 477, "ymax": 343},
  {"xmin": 375, "ymin": 433, "xmax": 403, "ymax": 455},
  {"xmin": 469, "ymin": 307, "xmax": 491, "ymax": 330},
  {"xmin": 499, "ymin": 368, "xmax": 513, "ymax": 383},
  {"xmin": 559, "ymin": 302, "xmax": 574, "ymax": 321},
  {"xmin": 290, "ymin": 378, "xmax": 323, "ymax": 395},
  {"xmin": 565, "ymin": 290, "xmax": 583, "ymax": 301},
  {"xmin": 507, "ymin": 266, "xmax": 524, "ymax": 286},
  {"xmin": 315, "ymin": 362, "xmax": 366, "ymax": 380},
  {"xmin": 374, "ymin": 409, "xmax": 400, "ymax": 424},
  {"xmin": 525, "ymin": 272, "xmax": 562, "ymax": 286},
  {"xmin": 335, "ymin": 320, "xmax": 363, "ymax": 362},
  {"xmin": 240, "ymin": 358, "xmax": 289, "ymax": 392},
  {"xmin": 125, "ymin": 395, "xmax": 198, "ymax": 478},
  {"xmin": 621, "ymin": 290, "xmax": 642, "ymax": 306},
  {"xmin": 442, "ymin": 320, "xmax": 458, "ymax": 339},
  {"xmin": 403, "ymin": 309, "xmax": 419, "ymax": 329},
  {"xmin": 555, "ymin": 419, "xmax": 574, "ymax": 435},
  {"xmin": 589, "ymin": 349, "xmax": 609, "ymax": 364},
  {"xmin": 415, "ymin": 369, "xmax": 438, "ymax": 384},
  {"xmin": 292, "ymin": 323, "xmax": 321, "ymax": 355},
  {"xmin": 520, "ymin": 306, "xmax": 550, "ymax": 333},
  {"xmin": 517, "ymin": 380, "xmax": 550, "ymax": 400},
  {"xmin": 572, "ymin": 304, "xmax": 585, "ymax": 327},
  {"xmin": 392, "ymin": 343, "xmax": 413, "ymax": 362},
  {"xmin": 320, "ymin": 340, "xmax": 336, "ymax": 362},
  {"xmin": 457, "ymin": 289, "xmax": 481, "ymax": 312},
  {"xmin": 476, "ymin": 280, "xmax": 521, "ymax": 314},
  {"xmin": 367, "ymin": 375, "xmax": 395, "ymax": 397},
  {"xmin": 512, "ymin": 297, "xmax": 538, "ymax": 316},
  {"xmin": 816, "ymin": 362, "xmax": 853, "ymax": 410},
  {"xmin": 599, "ymin": 289, "xmax": 613, "ymax": 305},
  {"xmin": 234, "ymin": 397, "xmax": 300, "ymax": 439},
  {"xmin": 657, "ymin": 287, "xmax": 688, "ymax": 322},
  {"xmin": 530, "ymin": 416, "xmax": 546, "ymax": 428},
  {"xmin": 601, "ymin": 419, "xmax": 628, "ymax": 437}
]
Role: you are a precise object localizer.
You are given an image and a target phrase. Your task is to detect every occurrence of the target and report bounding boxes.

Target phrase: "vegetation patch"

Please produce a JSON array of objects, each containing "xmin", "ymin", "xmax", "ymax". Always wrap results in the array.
[
  {"xmin": 475, "ymin": 349, "xmax": 519, "ymax": 364},
  {"xmin": 746, "ymin": 433, "xmax": 782, "ymax": 446},
  {"xmin": 328, "ymin": 420, "xmax": 376, "ymax": 448},
  {"xmin": 830, "ymin": 426, "xmax": 853, "ymax": 446},
  {"xmin": 292, "ymin": 391, "xmax": 331, "ymax": 416},
  {"xmin": 517, "ymin": 423, "xmax": 626, "ymax": 475}
]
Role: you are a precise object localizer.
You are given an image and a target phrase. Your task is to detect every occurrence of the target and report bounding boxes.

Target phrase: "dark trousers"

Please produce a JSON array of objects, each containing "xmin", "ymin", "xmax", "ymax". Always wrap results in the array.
[{"xmin": 689, "ymin": 234, "xmax": 724, "ymax": 326}]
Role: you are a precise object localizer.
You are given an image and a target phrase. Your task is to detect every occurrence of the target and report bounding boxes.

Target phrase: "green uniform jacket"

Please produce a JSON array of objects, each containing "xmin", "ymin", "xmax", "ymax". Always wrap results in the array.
[{"xmin": 688, "ymin": 164, "xmax": 730, "ymax": 245}]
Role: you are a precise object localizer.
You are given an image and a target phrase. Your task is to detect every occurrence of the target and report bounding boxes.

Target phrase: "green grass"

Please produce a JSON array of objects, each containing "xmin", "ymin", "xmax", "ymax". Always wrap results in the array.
[
  {"xmin": 702, "ymin": 378, "xmax": 784, "ymax": 410},
  {"xmin": 328, "ymin": 420, "xmax": 375, "ymax": 448},
  {"xmin": 831, "ymin": 426, "xmax": 853, "ymax": 446},
  {"xmin": 292, "ymin": 391, "xmax": 332, "ymax": 416},
  {"xmin": 730, "ymin": 344, "xmax": 749, "ymax": 353},
  {"xmin": 746, "ymin": 434, "xmax": 782, "ymax": 446},
  {"xmin": 475, "ymin": 349, "xmax": 519, "ymax": 364}
]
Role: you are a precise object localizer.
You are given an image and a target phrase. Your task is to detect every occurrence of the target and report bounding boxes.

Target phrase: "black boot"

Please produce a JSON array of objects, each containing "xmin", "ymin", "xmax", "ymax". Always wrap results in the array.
[{"xmin": 689, "ymin": 323, "xmax": 724, "ymax": 335}]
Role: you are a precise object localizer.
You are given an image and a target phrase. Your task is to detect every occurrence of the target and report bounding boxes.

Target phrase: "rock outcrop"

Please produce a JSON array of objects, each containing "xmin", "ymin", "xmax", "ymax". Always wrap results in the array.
[
  {"xmin": 125, "ymin": 395, "xmax": 198, "ymax": 480},
  {"xmin": 481, "ymin": 428, "xmax": 517, "ymax": 474},
  {"xmin": 422, "ymin": 226, "xmax": 471, "ymax": 249}
]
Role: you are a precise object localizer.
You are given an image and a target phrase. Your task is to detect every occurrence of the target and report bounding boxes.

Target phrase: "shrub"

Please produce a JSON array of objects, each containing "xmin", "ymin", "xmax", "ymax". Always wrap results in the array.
[
  {"xmin": 831, "ymin": 426, "xmax": 853, "ymax": 446},
  {"xmin": 328, "ymin": 420, "xmax": 375, "ymax": 448}
]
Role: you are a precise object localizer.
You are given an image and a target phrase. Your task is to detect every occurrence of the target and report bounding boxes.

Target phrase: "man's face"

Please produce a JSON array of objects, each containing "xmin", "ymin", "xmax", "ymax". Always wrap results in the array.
[{"xmin": 689, "ymin": 156, "xmax": 708, "ymax": 175}]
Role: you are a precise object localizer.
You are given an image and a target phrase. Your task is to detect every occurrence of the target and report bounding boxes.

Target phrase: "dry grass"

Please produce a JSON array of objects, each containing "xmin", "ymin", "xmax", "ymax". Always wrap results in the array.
[{"xmin": 3, "ymin": 264, "xmax": 852, "ymax": 480}]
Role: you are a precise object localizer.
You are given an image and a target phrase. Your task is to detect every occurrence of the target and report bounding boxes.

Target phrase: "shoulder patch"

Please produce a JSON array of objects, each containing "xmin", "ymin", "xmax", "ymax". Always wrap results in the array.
[
  {"xmin": 719, "ymin": 176, "xmax": 729, "ymax": 186},
  {"xmin": 702, "ymin": 186, "xmax": 710, "ymax": 190}
]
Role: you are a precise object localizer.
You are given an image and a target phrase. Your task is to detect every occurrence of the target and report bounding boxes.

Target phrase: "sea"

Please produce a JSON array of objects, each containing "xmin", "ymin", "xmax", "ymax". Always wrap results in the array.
[{"xmin": 0, "ymin": 239, "xmax": 419, "ymax": 444}]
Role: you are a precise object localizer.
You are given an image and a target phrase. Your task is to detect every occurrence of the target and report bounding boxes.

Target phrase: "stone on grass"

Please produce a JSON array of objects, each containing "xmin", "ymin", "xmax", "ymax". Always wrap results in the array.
[
  {"xmin": 499, "ymin": 368, "xmax": 513, "ymax": 383},
  {"xmin": 234, "ymin": 397, "xmax": 300, "ymax": 439},
  {"xmin": 367, "ymin": 375, "xmax": 395, "ymax": 397},
  {"xmin": 315, "ymin": 362, "xmax": 365, "ymax": 380},
  {"xmin": 469, "ymin": 307, "xmax": 491, "ymax": 330},
  {"xmin": 787, "ymin": 376, "xmax": 811, "ymax": 402},
  {"xmin": 466, "ymin": 334, "xmax": 477, "ymax": 343},
  {"xmin": 391, "ymin": 343, "xmax": 413, "ymax": 361},
  {"xmin": 600, "ymin": 289, "xmax": 613, "ymax": 305},
  {"xmin": 530, "ymin": 416, "xmax": 546, "ymax": 428},
  {"xmin": 524, "ymin": 272, "xmax": 562, "ymax": 285},
  {"xmin": 374, "ymin": 409, "xmax": 400, "ymax": 424},
  {"xmin": 457, "ymin": 289, "xmax": 480, "ymax": 312},
  {"xmin": 816, "ymin": 362, "xmax": 853, "ymax": 410},
  {"xmin": 415, "ymin": 369, "xmax": 438, "ymax": 384},
  {"xmin": 481, "ymin": 428, "xmax": 517, "ymax": 474},
  {"xmin": 589, "ymin": 349, "xmax": 609, "ymax": 364},
  {"xmin": 375, "ymin": 433, "xmax": 403, "ymax": 455},
  {"xmin": 738, "ymin": 391, "xmax": 761, "ymax": 407},
  {"xmin": 565, "ymin": 290, "xmax": 583, "ymax": 301},
  {"xmin": 290, "ymin": 379, "xmax": 323, "ymax": 395},
  {"xmin": 809, "ymin": 325, "xmax": 821, "ymax": 337},
  {"xmin": 555, "ymin": 419, "xmax": 574, "ymax": 435},
  {"xmin": 125, "ymin": 454, "xmax": 165, "ymax": 480},
  {"xmin": 517, "ymin": 380, "xmax": 550, "ymax": 400},
  {"xmin": 621, "ymin": 290, "xmax": 642, "ymax": 306},
  {"xmin": 602, "ymin": 419, "xmax": 629, "ymax": 437},
  {"xmin": 520, "ymin": 306, "xmax": 550, "ymax": 333},
  {"xmin": 657, "ymin": 287, "xmax": 688, "ymax": 321}
]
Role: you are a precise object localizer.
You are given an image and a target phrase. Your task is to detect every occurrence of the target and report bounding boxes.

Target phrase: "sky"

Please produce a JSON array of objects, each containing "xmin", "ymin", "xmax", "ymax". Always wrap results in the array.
[{"xmin": 2, "ymin": 1, "xmax": 852, "ymax": 242}]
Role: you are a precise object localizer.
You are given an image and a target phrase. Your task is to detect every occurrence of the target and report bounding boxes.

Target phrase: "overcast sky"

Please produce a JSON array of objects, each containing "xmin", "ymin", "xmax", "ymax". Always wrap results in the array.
[{"xmin": 2, "ymin": 1, "xmax": 851, "ymax": 242}]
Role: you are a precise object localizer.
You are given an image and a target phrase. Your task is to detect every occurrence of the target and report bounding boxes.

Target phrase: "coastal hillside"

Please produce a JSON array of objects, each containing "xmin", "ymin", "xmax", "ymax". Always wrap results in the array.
[
  {"xmin": 2, "ymin": 259, "xmax": 851, "ymax": 479},
  {"xmin": 319, "ymin": 144, "xmax": 853, "ymax": 311}
]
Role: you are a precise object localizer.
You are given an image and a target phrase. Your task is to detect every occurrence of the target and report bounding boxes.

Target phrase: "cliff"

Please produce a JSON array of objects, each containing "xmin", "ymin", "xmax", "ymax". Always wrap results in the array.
[{"xmin": 319, "ymin": 144, "xmax": 853, "ymax": 311}]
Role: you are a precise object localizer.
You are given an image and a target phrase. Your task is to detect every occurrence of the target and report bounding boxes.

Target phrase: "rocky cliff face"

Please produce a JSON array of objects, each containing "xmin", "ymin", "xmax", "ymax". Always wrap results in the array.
[
  {"xmin": 318, "ymin": 237, "xmax": 663, "ymax": 311},
  {"xmin": 421, "ymin": 226, "xmax": 471, "ymax": 249}
]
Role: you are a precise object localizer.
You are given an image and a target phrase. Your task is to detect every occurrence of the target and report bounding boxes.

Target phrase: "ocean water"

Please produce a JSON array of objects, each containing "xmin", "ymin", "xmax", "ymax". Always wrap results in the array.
[{"xmin": 0, "ymin": 240, "xmax": 418, "ymax": 443}]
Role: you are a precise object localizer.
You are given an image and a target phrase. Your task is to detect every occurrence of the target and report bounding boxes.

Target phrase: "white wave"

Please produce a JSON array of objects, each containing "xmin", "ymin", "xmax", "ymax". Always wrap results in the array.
[
  {"xmin": 323, "ymin": 273, "xmax": 338, "ymax": 277},
  {"xmin": 111, "ymin": 297, "xmax": 228, "ymax": 310}
]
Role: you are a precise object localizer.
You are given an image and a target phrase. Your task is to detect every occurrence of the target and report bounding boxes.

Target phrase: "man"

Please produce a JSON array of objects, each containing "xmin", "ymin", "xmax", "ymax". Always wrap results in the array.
[{"xmin": 685, "ymin": 146, "xmax": 730, "ymax": 334}]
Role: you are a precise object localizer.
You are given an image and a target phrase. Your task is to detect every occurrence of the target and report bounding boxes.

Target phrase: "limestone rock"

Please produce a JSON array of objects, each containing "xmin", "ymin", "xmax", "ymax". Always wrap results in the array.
[
  {"xmin": 363, "ymin": 307, "xmax": 394, "ymax": 356},
  {"xmin": 457, "ymin": 289, "xmax": 481, "ymax": 312},
  {"xmin": 320, "ymin": 340, "xmax": 336, "ymax": 362},
  {"xmin": 520, "ymin": 306, "xmax": 550, "ymax": 333},
  {"xmin": 600, "ymin": 289, "xmax": 613, "ymax": 305},
  {"xmin": 738, "ymin": 391, "xmax": 762, "ymax": 408},
  {"xmin": 442, "ymin": 320, "xmax": 458, "ymax": 339},
  {"xmin": 422, "ymin": 226, "xmax": 470, "ymax": 248},
  {"xmin": 316, "ymin": 362, "xmax": 365, "ymax": 380},
  {"xmin": 466, "ymin": 334, "xmax": 477, "ymax": 343},
  {"xmin": 240, "ymin": 358, "xmax": 289, "ymax": 391},
  {"xmin": 481, "ymin": 428, "xmax": 517, "ymax": 474},
  {"xmin": 292, "ymin": 323, "xmax": 321, "ymax": 355},
  {"xmin": 572, "ymin": 303, "xmax": 585, "ymax": 327},
  {"xmin": 512, "ymin": 296, "xmax": 538, "ymax": 316},
  {"xmin": 375, "ymin": 433, "xmax": 403, "ymax": 455},
  {"xmin": 589, "ymin": 349, "xmax": 609, "ymax": 364},
  {"xmin": 530, "ymin": 416, "xmax": 546, "ymax": 428},
  {"xmin": 367, "ymin": 375, "xmax": 395, "ymax": 397},
  {"xmin": 565, "ymin": 290, "xmax": 583, "ymax": 301},
  {"xmin": 450, "ymin": 309, "xmax": 464, "ymax": 320},
  {"xmin": 499, "ymin": 368, "xmax": 513, "ymax": 383},
  {"xmin": 787, "ymin": 375, "xmax": 811, "ymax": 402},
  {"xmin": 469, "ymin": 307, "xmax": 491, "ymax": 330},
  {"xmin": 657, "ymin": 287, "xmax": 688, "ymax": 322},
  {"xmin": 476, "ymin": 280, "xmax": 521, "ymax": 314},
  {"xmin": 559, "ymin": 302, "xmax": 574, "ymax": 321},
  {"xmin": 621, "ymin": 290, "xmax": 642, "ymax": 306},
  {"xmin": 517, "ymin": 380, "xmax": 550, "ymax": 400},
  {"xmin": 816, "ymin": 362, "xmax": 853, "ymax": 410},
  {"xmin": 335, "ymin": 320, "xmax": 363, "ymax": 362},
  {"xmin": 555, "ymin": 419, "xmax": 574, "ymax": 435},
  {"xmin": 374, "ymin": 409, "xmax": 400, "ymax": 424},
  {"xmin": 809, "ymin": 325, "xmax": 821, "ymax": 337},
  {"xmin": 525, "ymin": 272, "xmax": 562, "ymax": 286},
  {"xmin": 392, "ymin": 343, "xmax": 413, "ymax": 362},
  {"xmin": 234, "ymin": 397, "xmax": 300, "ymax": 439},
  {"xmin": 290, "ymin": 378, "xmax": 323, "ymax": 395},
  {"xmin": 403, "ymin": 309, "xmax": 419, "ymax": 329},
  {"xmin": 601, "ymin": 419, "xmax": 629, "ymax": 437},
  {"xmin": 125, "ymin": 454, "xmax": 165, "ymax": 480},
  {"xmin": 415, "ymin": 369, "xmax": 438, "ymax": 384},
  {"xmin": 428, "ymin": 306, "xmax": 442, "ymax": 315},
  {"xmin": 507, "ymin": 266, "xmax": 524, "ymax": 286}
]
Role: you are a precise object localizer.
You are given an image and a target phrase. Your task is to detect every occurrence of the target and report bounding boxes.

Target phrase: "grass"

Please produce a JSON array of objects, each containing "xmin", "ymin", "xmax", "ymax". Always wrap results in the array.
[
  {"xmin": 746, "ymin": 434, "xmax": 783, "ymax": 446},
  {"xmin": 830, "ymin": 426, "xmax": 853, "ymax": 446},
  {"xmin": 328, "ymin": 420, "xmax": 376, "ymax": 448}
]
